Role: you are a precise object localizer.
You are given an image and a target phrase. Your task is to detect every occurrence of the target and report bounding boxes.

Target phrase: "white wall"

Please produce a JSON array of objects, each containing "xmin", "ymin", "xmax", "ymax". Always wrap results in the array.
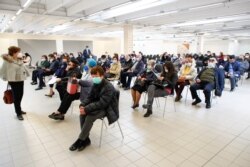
[
  {"xmin": 63, "ymin": 40, "xmax": 92, "ymax": 56},
  {"xmin": 238, "ymin": 39, "xmax": 250, "ymax": 55},
  {"xmin": 93, "ymin": 39, "xmax": 122, "ymax": 57}
]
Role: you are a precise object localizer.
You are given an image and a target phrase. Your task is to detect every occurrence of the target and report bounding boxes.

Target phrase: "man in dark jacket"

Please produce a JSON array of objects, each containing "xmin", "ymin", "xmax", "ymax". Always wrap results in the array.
[
  {"xmin": 35, "ymin": 54, "xmax": 59, "ymax": 90},
  {"xmin": 69, "ymin": 66, "xmax": 118, "ymax": 151},
  {"xmin": 190, "ymin": 58, "xmax": 224, "ymax": 109},
  {"xmin": 224, "ymin": 55, "xmax": 241, "ymax": 91},
  {"xmin": 120, "ymin": 54, "xmax": 145, "ymax": 90}
]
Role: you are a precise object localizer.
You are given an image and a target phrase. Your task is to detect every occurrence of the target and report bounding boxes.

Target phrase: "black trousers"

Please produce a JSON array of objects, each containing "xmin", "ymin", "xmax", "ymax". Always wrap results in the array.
[
  {"xmin": 9, "ymin": 81, "xmax": 24, "ymax": 116},
  {"xmin": 120, "ymin": 71, "xmax": 134, "ymax": 88},
  {"xmin": 57, "ymin": 92, "xmax": 80, "ymax": 114},
  {"xmin": 32, "ymin": 70, "xmax": 38, "ymax": 82},
  {"xmin": 56, "ymin": 84, "xmax": 67, "ymax": 101},
  {"xmin": 37, "ymin": 69, "xmax": 54, "ymax": 88},
  {"xmin": 175, "ymin": 80, "xmax": 190, "ymax": 97}
]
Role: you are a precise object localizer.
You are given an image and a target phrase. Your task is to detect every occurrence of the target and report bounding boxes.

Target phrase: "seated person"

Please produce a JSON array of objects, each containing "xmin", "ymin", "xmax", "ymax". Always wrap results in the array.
[
  {"xmin": 48, "ymin": 59, "xmax": 96, "ymax": 120},
  {"xmin": 105, "ymin": 53, "xmax": 121, "ymax": 80},
  {"xmin": 142, "ymin": 61, "xmax": 178, "ymax": 117},
  {"xmin": 23, "ymin": 52, "xmax": 32, "ymax": 67},
  {"xmin": 31, "ymin": 55, "xmax": 50, "ymax": 85},
  {"xmin": 120, "ymin": 54, "xmax": 145, "ymax": 90},
  {"xmin": 55, "ymin": 58, "xmax": 82, "ymax": 101},
  {"xmin": 224, "ymin": 55, "xmax": 241, "ymax": 91},
  {"xmin": 45, "ymin": 55, "xmax": 69, "ymax": 97},
  {"xmin": 175, "ymin": 55, "xmax": 197, "ymax": 101},
  {"xmin": 69, "ymin": 66, "xmax": 119, "ymax": 151},
  {"xmin": 118, "ymin": 54, "xmax": 133, "ymax": 85},
  {"xmin": 131, "ymin": 60, "xmax": 161, "ymax": 109},
  {"xmin": 97, "ymin": 55, "xmax": 110, "ymax": 72},
  {"xmin": 35, "ymin": 54, "xmax": 59, "ymax": 90},
  {"xmin": 190, "ymin": 58, "xmax": 224, "ymax": 108}
]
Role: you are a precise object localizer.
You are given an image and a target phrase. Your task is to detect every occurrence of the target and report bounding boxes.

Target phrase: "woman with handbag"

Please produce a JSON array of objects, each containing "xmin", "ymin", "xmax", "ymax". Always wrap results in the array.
[
  {"xmin": 175, "ymin": 55, "xmax": 197, "ymax": 102},
  {"xmin": 0, "ymin": 46, "xmax": 29, "ymax": 121},
  {"xmin": 131, "ymin": 60, "xmax": 160, "ymax": 109},
  {"xmin": 142, "ymin": 61, "xmax": 178, "ymax": 117}
]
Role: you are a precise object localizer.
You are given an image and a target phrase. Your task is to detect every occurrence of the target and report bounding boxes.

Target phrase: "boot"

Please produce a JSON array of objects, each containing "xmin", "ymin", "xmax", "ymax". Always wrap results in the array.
[{"xmin": 144, "ymin": 109, "xmax": 152, "ymax": 117}]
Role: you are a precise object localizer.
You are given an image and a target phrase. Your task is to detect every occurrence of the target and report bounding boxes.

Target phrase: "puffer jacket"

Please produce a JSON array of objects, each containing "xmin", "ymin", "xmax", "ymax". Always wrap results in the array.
[{"xmin": 80, "ymin": 79, "xmax": 119, "ymax": 125}]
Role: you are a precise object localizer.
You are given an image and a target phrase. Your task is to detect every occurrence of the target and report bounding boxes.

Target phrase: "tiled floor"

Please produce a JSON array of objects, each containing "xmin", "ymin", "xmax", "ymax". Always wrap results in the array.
[{"xmin": 0, "ymin": 77, "xmax": 250, "ymax": 167}]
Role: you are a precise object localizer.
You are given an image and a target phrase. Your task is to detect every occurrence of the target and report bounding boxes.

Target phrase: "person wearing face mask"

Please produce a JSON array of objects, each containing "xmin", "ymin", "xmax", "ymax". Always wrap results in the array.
[
  {"xmin": 143, "ymin": 61, "xmax": 178, "ymax": 117},
  {"xmin": 190, "ymin": 58, "xmax": 224, "ymax": 109},
  {"xmin": 175, "ymin": 55, "xmax": 197, "ymax": 102},
  {"xmin": 69, "ymin": 66, "xmax": 119, "ymax": 151},
  {"xmin": 120, "ymin": 54, "xmax": 145, "ymax": 90},
  {"xmin": 98, "ymin": 55, "xmax": 110, "ymax": 72},
  {"xmin": 45, "ymin": 55, "xmax": 69, "ymax": 97},
  {"xmin": 31, "ymin": 55, "xmax": 50, "ymax": 85},
  {"xmin": 0, "ymin": 46, "xmax": 30, "ymax": 120},
  {"xmin": 131, "ymin": 60, "xmax": 162, "ymax": 109},
  {"xmin": 35, "ymin": 54, "xmax": 60, "ymax": 90},
  {"xmin": 48, "ymin": 58, "xmax": 83, "ymax": 120},
  {"xmin": 105, "ymin": 53, "xmax": 121, "ymax": 80},
  {"xmin": 224, "ymin": 55, "xmax": 241, "ymax": 91}
]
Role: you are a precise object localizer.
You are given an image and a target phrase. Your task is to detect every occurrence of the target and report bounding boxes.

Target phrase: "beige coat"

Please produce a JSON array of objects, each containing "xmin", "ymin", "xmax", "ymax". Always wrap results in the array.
[
  {"xmin": 0, "ymin": 54, "xmax": 30, "ymax": 82},
  {"xmin": 179, "ymin": 64, "xmax": 197, "ymax": 84},
  {"xmin": 109, "ymin": 62, "xmax": 121, "ymax": 79}
]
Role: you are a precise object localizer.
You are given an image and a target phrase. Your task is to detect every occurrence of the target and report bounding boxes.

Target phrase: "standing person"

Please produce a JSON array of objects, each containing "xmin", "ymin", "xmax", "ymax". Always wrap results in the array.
[
  {"xmin": 0, "ymin": 46, "xmax": 29, "ymax": 120},
  {"xmin": 83, "ymin": 46, "xmax": 91, "ymax": 61}
]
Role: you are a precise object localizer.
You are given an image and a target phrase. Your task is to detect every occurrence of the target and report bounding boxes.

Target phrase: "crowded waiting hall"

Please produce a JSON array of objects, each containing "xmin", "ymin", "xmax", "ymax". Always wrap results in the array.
[{"xmin": 0, "ymin": 0, "xmax": 250, "ymax": 167}]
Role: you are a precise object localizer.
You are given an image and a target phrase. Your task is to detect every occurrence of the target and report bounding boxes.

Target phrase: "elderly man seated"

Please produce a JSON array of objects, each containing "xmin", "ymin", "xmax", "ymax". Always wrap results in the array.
[{"xmin": 190, "ymin": 57, "xmax": 224, "ymax": 109}]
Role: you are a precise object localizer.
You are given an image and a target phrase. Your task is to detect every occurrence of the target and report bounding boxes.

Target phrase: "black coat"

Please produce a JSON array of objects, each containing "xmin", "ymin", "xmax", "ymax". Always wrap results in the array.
[{"xmin": 80, "ymin": 79, "xmax": 119, "ymax": 125}]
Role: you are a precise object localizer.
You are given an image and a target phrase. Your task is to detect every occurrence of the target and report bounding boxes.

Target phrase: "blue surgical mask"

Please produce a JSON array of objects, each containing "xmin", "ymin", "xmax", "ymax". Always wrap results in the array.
[{"xmin": 92, "ymin": 77, "xmax": 102, "ymax": 84}]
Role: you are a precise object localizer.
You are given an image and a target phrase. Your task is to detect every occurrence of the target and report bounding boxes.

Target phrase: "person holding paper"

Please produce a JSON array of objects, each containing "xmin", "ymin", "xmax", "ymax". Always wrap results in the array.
[{"xmin": 142, "ymin": 61, "xmax": 178, "ymax": 117}]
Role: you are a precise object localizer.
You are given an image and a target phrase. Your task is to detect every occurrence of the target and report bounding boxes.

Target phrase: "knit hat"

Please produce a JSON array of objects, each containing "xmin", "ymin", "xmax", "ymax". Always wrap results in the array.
[{"xmin": 87, "ymin": 58, "xmax": 97, "ymax": 68}]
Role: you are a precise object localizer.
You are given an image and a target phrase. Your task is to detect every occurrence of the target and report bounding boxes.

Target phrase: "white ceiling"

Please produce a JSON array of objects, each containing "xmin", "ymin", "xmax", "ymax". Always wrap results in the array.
[{"xmin": 0, "ymin": 0, "xmax": 250, "ymax": 41}]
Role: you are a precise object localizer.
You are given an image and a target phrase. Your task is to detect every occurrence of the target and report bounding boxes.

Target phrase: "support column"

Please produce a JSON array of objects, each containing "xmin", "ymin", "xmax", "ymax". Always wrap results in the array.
[
  {"xmin": 123, "ymin": 24, "xmax": 133, "ymax": 55},
  {"xmin": 56, "ymin": 39, "xmax": 63, "ymax": 53},
  {"xmin": 196, "ymin": 36, "xmax": 204, "ymax": 53}
]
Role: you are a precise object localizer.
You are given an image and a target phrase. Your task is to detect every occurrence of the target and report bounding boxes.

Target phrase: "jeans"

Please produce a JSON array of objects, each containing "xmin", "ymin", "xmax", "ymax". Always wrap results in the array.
[
  {"xmin": 9, "ymin": 81, "xmax": 24, "ymax": 116},
  {"xmin": 190, "ymin": 82, "xmax": 214, "ymax": 104}
]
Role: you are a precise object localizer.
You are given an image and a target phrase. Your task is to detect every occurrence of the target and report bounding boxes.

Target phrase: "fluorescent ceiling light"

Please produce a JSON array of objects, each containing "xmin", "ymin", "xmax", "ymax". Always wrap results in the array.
[
  {"xmin": 23, "ymin": 0, "xmax": 32, "ymax": 8},
  {"xmin": 16, "ymin": 9, "xmax": 23, "ymax": 15},
  {"xmin": 11, "ymin": 16, "xmax": 16, "ymax": 21},
  {"xmin": 189, "ymin": 3, "xmax": 224, "ymax": 11},
  {"xmin": 88, "ymin": 0, "xmax": 177, "ymax": 21},
  {"xmin": 131, "ymin": 10, "xmax": 178, "ymax": 21},
  {"xmin": 163, "ymin": 14, "xmax": 250, "ymax": 28}
]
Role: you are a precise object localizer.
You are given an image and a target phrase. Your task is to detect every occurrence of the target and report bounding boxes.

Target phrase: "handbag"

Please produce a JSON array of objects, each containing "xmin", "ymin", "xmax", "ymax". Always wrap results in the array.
[
  {"xmin": 3, "ymin": 83, "xmax": 13, "ymax": 104},
  {"xmin": 67, "ymin": 78, "xmax": 78, "ymax": 95}
]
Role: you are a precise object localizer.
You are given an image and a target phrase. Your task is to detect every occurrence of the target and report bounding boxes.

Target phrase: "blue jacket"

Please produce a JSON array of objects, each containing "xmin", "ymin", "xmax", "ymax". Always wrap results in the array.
[
  {"xmin": 133, "ymin": 60, "xmax": 145, "ymax": 76},
  {"xmin": 224, "ymin": 61, "xmax": 241, "ymax": 76}
]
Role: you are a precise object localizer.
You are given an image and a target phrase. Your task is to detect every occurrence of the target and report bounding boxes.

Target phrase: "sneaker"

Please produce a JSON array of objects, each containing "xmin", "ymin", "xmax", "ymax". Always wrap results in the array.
[
  {"xmin": 192, "ymin": 98, "xmax": 202, "ymax": 105},
  {"xmin": 69, "ymin": 139, "xmax": 81, "ymax": 151},
  {"xmin": 206, "ymin": 103, "xmax": 211, "ymax": 109},
  {"xmin": 78, "ymin": 137, "xmax": 91, "ymax": 151},
  {"xmin": 17, "ymin": 115, "xmax": 24, "ymax": 120},
  {"xmin": 144, "ymin": 110, "xmax": 152, "ymax": 117}
]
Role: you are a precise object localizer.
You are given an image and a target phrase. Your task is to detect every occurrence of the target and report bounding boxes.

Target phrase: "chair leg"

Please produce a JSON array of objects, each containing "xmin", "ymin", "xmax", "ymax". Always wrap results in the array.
[
  {"xmin": 117, "ymin": 120, "xmax": 124, "ymax": 139},
  {"xmin": 173, "ymin": 97, "xmax": 176, "ymax": 112},
  {"xmin": 156, "ymin": 98, "xmax": 160, "ymax": 107},
  {"xmin": 185, "ymin": 86, "xmax": 189, "ymax": 104},
  {"xmin": 163, "ymin": 97, "xmax": 167, "ymax": 117},
  {"xmin": 99, "ymin": 119, "xmax": 104, "ymax": 147}
]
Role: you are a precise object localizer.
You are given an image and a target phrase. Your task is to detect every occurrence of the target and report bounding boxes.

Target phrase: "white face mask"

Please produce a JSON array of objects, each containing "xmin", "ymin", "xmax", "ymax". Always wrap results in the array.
[
  {"xmin": 165, "ymin": 68, "xmax": 168, "ymax": 73},
  {"xmin": 41, "ymin": 58, "xmax": 45, "ymax": 61},
  {"xmin": 113, "ymin": 60, "xmax": 117, "ymax": 64},
  {"xmin": 186, "ymin": 63, "xmax": 192, "ymax": 67},
  {"xmin": 207, "ymin": 63, "xmax": 215, "ymax": 68}
]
